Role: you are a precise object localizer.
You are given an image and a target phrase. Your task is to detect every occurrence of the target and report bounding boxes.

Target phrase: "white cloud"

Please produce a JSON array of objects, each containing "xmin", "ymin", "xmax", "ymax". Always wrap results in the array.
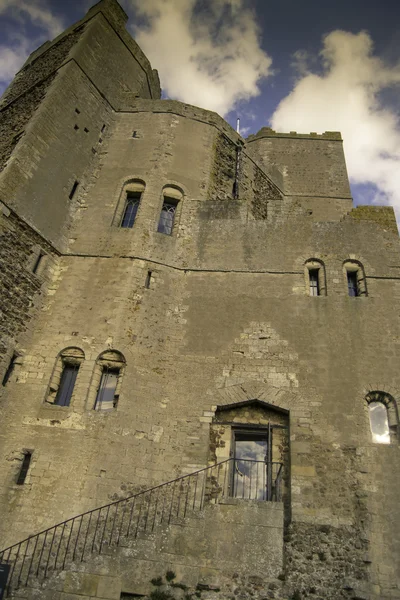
[
  {"xmin": 271, "ymin": 30, "xmax": 400, "ymax": 215},
  {"xmin": 127, "ymin": 0, "xmax": 272, "ymax": 116},
  {"xmin": 0, "ymin": 0, "xmax": 64, "ymax": 95}
]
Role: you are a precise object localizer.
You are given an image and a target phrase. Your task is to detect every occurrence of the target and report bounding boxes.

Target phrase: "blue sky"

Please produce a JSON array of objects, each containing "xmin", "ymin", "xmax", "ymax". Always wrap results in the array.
[{"xmin": 1, "ymin": 0, "xmax": 399, "ymax": 217}]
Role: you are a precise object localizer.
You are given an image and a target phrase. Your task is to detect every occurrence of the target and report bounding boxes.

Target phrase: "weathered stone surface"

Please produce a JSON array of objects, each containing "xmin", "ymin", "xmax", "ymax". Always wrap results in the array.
[{"xmin": 0, "ymin": 1, "xmax": 399, "ymax": 600}]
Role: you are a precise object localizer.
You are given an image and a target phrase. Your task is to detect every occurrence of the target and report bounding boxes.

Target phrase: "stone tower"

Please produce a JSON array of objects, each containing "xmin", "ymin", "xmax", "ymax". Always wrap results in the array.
[{"xmin": 0, "ymin": 1, "xmax": 399, "ymax": 599}]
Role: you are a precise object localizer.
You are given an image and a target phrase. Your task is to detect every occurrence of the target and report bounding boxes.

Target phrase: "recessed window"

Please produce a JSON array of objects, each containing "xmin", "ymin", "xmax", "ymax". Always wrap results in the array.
[
  {"xmin": 368, "ymin": 402, "xmax": 390, "ymax": 444},
  {"xmin": 54, "ymin": 364, "xmax": 79, "ymax": 407},
  {"xmin": 32, "ymin": 251, "xmax": 45, "ymax": 275},
  {"xmin": 46, "ymin": 348, "xmax": 85, "ymax": 406},
  {"xmin": 158, "ymin": 198, "xmax": 179, "ymax": 235},
  {"xmin": 92, "ymin": 350, "xmax": 125, "ymax": 412},
  {"xmin": 114, "ymin": 180, "xmax": 145, "ymax": 228},
  {"xmin": 305, "ymin": 259, "xmax": 326, "ymax": 296},
  {"xmin": 95, "ymin": 369, "xmax": 120, "ymax": 411},
  {"xmin": 121, "ymin": 192, "xmax": 141, "ymax": 228},
  {"xmin": 145, "ymin": 271, "xmax": 152, "ymax": 289},
  {"xmin": 158, "ymin": 198, "xmax": 177, "ymax": 235},
  {"xmin": 157, "ymin": 186, "xmax": 183, "ymax": 236},
  {"xmin": 347, "ymin": 271, "xmax": 359, "ymax": 297},
  {"xmin": 2, "ymin": 354, "xmax": 17, "ymax": 386},
  {"xmin": 69, "ymin": 180, "xmax": 79, "ymax": 200},
  {"xmin": 309, "ymin": 269, "xmax": 320, "ymax": 296},
  {"xmin": 233, "ymin": 430, "xmax": 269, "ymax": 500},
  {"xmin": 16, "ymin": 452, "xmax": 32, "ymax": 485},
  {"xmin": 344, "ymin": 261, "xmax": 367, "ymax": 297},
  {"xmin": 366, "ymin": 391, "xmax": 398, "ymax": 445}
]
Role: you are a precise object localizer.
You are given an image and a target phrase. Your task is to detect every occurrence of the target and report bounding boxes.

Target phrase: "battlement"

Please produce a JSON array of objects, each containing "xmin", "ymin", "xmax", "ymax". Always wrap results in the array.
[{"xmin": 247, "ymin": 126, "xmax": 343, "ymax": 141}]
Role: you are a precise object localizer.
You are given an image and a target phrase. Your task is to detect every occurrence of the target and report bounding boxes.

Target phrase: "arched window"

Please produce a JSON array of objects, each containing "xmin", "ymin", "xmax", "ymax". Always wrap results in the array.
[
  {"xmin": 344, "ymin": 260, "xmax": 367, "ymax": 297},
  {"xmin": 366, "ymin": 391, "xmax": 398, "ymax": 444},
  {"xmin": 92, "ymin": 350, "xmax": 125, "ymax": 411},
  {"xmin": 46, "ymin": 348, "xmax": 85, "ymax": 407},
  {"xmin": 114, "ymin": 180, "xmax": 145, "ymax": 228},
  {"xmin": 157, "ymin": 186, "xmax": 183, "ymax": 236},
  {"xmin": 305, "ymin": 259, "xmax": 326, "ymax": 296}
]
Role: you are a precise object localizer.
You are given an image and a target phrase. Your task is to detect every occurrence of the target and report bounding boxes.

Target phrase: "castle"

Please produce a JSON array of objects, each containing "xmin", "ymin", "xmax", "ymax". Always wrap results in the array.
[{"xmin": 0, "ymin": 1, "xmax": 399, "ymax": 599}]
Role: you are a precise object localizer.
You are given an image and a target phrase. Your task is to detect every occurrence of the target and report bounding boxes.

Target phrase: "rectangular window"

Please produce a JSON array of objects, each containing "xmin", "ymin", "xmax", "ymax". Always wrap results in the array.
[
  {"xmin": 2, "ymin": 354, "xmax": 17, "ymax": 386},
  {"xmin": 54, "ymin": 364, "xmax": 79, "ymax": 407},
  {"xmin": 347, "ymin": 271, "xmax": 359, "ymax": 297},
  {"xmin": 145, "ymin": 271, "xmax": 152, "ymax": 289},
  {"xmin": 158, "ymin": 198, "xmax": 178, "ymax": 235},
  {"xmin": 32, "ymin": 252, "xmax": 45, "ymax": 275},
  {"xmin": 17, "ymin": 452, "xmax": 32, "ymax": 485},
  {"xmin": 69, "ymin": 180, "xmax": 79, "ymax": 200},
  {"xmin": 94, "ymin": 369, "xmax": 119, "ymax": 411},
  {"xmin": 121, "ymin": 192, "xmax": 141, "ymax": 228},
  {"xmin": 309, "ymin": 269, "xmax": 320, "ymax": 296}
]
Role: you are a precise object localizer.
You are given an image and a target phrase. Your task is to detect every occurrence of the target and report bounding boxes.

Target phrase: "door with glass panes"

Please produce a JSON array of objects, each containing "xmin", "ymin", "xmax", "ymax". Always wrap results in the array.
[{"xmin": 231, "ymin": 429, "xmax": 271, "ymax": 500}]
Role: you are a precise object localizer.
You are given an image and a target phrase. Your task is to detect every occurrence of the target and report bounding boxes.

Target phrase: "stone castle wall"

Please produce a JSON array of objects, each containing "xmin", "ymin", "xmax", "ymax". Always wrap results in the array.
[{"xmin": 0, "ymin": 2, "xmax": 399, "ymax": 599}]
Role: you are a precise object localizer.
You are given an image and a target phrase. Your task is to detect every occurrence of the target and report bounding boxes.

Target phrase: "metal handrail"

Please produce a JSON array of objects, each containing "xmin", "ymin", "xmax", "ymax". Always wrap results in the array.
[{"xmin": 0, "ymin": 458, "xmax": 283, "ymax": 596}]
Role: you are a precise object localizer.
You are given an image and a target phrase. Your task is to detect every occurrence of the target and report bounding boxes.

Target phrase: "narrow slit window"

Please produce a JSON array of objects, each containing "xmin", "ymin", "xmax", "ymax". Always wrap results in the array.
[
  {"xmin": 54, "ymin": 364, "xmax": 79, "ymax": 407},
  {"xmin": 158, "ymin": 198, "xmax": 178, "ymax": 235},
  {"xmin": 309, "ymin": 269, "xmax": 320, "ymax": 296},
  {"xmin": 368, "ymin": 402, "xmax": 390, "ymax": 444},
  {"xmin": 2, "ymin": 354, "xmax": 17, "ymax": 386},
  {"xmin": 145, "ymin": 271, "xmax": 152, "ymax": 289},
  {"xmin": 101, "ymin": 124, "xmax": 106, "ymax": 133},
  {"xmin": 347, "ymin": 271, "xmax": 359, "ymax": 297},
  {"xmin": 69, "ymin": 180, "xmax": 79, "ymax": 200},
  {"xmin": 32, "ymin": 252, "xmax": 45, "ymax": 275},
  {"xmin": 121, "ymin": 192, "xmax": 141, "ymax": 228},
  {"xmin": 94, "ymin": 368, "xmax": 120, "ymax": 411},
  {"xmin": 16, "ymin": 452, "xmax": 32, "ymax": 485}
]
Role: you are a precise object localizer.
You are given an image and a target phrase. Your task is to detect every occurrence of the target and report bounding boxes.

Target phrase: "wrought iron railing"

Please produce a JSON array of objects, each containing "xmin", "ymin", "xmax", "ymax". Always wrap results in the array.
[{"xmin": 0, "ymin": 458, "xmax": 283, "ymax": 597}]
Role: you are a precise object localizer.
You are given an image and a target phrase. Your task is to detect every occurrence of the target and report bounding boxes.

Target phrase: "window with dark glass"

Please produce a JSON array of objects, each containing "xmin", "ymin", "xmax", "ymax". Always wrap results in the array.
[
  {"xmin": 54, "ymin": 364, "xmax": 79, "ymax": 407},
  {"xmin": 120, "ymin": 192, "xmax": 141, "ymax": 228},
  {"xmin": 158, "ymin": 198, "xmax": 178, "ymax": 235},
  {"xmin": 94, "ymin": 368, "xmax": 120, "ymax": 411},
  {"xmin": 16, "ymin": 452, "xmax": 32, "ymax": 485},
  {"xmin": 309, "ymin": 269, "xmax": 320, "ymax": 296},
  {"xmin": 32, "ymin": 252, "xmax": 45, "ymax": 275},
  {"xmin": 2, "ymin": 354, "xmax": 17, "ymax": 386},
  {"xmin": 145, "ymin": 270, "xmax": 152, "ymax": 289},
  {"xmin": 347, "ymin": 271, "xmax": 359, "ymax": 297},
  {"xmin": 46, "ymin": 348, "xmax": 84, "ymax": 405}
]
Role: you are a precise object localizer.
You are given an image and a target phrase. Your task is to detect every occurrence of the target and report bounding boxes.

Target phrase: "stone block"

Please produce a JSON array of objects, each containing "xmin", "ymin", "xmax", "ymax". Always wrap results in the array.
[
  {"xmin": 291, "ymin": 465, "xmax": 316, "ymax": 477},
  {"xmin": 96, "ymin": 575, "xmax": 121, "ymax": 599},
  {"xmin": 64, "ymin": 572, "xmax": 99, "ymax": 596}
]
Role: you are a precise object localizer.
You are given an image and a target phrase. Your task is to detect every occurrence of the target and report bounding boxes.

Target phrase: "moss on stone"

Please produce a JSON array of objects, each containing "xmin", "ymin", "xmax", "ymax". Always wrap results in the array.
[{"xmin": 348, "ymin": 205, "xmax": 398, "ymax": 234}]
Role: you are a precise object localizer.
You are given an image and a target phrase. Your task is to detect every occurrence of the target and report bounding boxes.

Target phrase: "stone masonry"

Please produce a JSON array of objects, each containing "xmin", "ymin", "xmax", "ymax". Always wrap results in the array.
[{"xmin": 0, "ymin": 1, "xmax": 399, "ymax": 599}]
